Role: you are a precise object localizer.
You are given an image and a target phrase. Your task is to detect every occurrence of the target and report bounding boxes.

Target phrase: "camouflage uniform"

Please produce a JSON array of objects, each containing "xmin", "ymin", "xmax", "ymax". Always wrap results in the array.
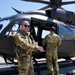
[
  {"xmin": 14, "ymin": 30, "xmax": 38, "ymax": 75},
  {"xmin": 42, "ymin": 32, "xmax": 61, "ymax": 75}
]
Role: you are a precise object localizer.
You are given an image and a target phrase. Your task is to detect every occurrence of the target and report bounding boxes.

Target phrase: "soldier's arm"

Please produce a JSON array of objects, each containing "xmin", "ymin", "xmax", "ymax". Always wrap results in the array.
[
  {"xmin": 42, "ymin": 36, "xmax": 47, "ymax": 46},
  {"xmin": 28, "ymin": 43, "xmax": 39, "ymax": 51},
  {"xmin": 57, "ymin": 36, "xmax": 61, "ymax": 46},
  {"xmin": 25, "ymin": 41, "xmax": 44, "ymax": 52},
  {"xmin": 42, "ymin": 40, "xmax": 45, "ymax": 46},
  {"xmin": 14, "ymin": 34, "xmax": 30, "ymax": 50},
  {"xmin": 14, "ymin": 33, "xmax": 39, "ymax": 51}
]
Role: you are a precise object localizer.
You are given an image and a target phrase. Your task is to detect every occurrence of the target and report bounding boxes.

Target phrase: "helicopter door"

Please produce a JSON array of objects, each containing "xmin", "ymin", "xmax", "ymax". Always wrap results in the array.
[
  {"xmin": 0, "ymin": 23, "xmax": 19, "ymax": 57},
  {"xmin": 0, "ymin": 35, "xmax": 15, "ymax": 57}
]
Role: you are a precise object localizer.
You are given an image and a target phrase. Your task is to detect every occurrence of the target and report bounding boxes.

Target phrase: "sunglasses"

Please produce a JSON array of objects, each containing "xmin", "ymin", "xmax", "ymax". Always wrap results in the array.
[{"xmin": 24, "ymin": 25, "xmax": 30, "ymax": 27}]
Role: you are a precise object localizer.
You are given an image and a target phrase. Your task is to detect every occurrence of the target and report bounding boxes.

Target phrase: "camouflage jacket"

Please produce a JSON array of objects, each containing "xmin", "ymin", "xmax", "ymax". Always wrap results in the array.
[
  {"xmin": 42, "ymin": 32, "xmax": 61, "ymax": 51},
  {"xmin": 14, "ymin": 30, "xmax": 38, "ymax": 57}
]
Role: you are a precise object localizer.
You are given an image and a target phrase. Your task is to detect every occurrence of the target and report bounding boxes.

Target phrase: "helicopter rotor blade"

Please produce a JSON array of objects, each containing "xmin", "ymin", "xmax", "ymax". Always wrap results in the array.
[
  {"xmin": 12, "ymin": 7, "xmax": 21, "ymax": 13},
  {"xmin": 12, "ymin": 7, "xmax": 24, "ymax": 14},
  {"xmin": 39, "ymin": 5, "xmax": 50, "ymax": 10},
  {"xmin": 21, "ymin": 0, "xmax": 50, "ymax": 4},
  {"xmin": 62, "ymin": 1, "xmax": 75, "ymax": 6}
]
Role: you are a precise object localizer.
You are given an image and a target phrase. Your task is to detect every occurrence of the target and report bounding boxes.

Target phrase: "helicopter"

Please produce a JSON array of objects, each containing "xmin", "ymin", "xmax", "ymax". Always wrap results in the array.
[{"xmin": 0, "ymin": 0, "xmax": 75, "ymax": 65}]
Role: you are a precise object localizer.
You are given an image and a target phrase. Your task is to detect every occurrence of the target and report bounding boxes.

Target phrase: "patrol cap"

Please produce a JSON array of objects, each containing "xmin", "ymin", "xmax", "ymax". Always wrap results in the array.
[{"xmin": 50, "ymin": 26, "xmax": 56, "ymax": 31}]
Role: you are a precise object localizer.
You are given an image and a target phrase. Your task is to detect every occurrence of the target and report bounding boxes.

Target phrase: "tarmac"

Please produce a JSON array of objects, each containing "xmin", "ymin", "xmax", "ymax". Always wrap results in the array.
[{"xmin": 0, "ymin": 56, "xmax": 75, "ymax": 75}]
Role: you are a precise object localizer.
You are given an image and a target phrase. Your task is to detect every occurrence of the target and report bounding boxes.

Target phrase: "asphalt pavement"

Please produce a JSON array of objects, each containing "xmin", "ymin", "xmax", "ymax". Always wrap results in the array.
[{"xmin": 0, "ymin": 57, "xmax": 75, "ymax": 75}]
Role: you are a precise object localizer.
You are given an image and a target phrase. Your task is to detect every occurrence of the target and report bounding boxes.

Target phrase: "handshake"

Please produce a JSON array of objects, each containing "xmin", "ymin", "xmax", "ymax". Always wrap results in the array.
[
  {"xmin": 38, "ymin": 46, "xmax": 44, "ymax": 52},
  {"xmin": 34, "ymin": 42, "xmax": 44, "ymax": 52}
]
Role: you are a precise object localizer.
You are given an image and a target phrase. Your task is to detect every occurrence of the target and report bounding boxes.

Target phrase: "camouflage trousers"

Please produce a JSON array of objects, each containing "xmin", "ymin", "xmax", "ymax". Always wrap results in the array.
[
  {"xmin": 17, "ymin": 55, "xmax": 34, "ymax": 75},
  {"xmin": 46, "ymin": 50, "xmax": 59, "ymax": 75}
]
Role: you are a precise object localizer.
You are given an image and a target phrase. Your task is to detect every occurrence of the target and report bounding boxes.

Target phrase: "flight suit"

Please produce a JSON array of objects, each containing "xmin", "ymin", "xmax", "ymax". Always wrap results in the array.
[
  {"xmin": 14, "ymin": 30, "xmax": 38, "ymax": 75},
  {"xmin": 42, "ymin": 32, "xmax": 61, "ymax": 75}
]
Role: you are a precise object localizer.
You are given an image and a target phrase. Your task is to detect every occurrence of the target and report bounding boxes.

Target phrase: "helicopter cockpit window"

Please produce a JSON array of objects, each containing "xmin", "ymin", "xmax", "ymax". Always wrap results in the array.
[
  {"xmin": 6, "ymin": 24, "xmax": 19, "ymax": 36},
  {"xmin": 42, "ymin": 30, "xmax": 50, "ymax": 38},
  {"xmin": 34, "ymin": 27, "xmax": 38, "ymax": 35},
  {"xmin": 10, "ymin": 24, "xmax": 19, "ymax": 36},
  {"xmin": 59, "ymin": 25, "xmax": 75, "ymax": 40}
]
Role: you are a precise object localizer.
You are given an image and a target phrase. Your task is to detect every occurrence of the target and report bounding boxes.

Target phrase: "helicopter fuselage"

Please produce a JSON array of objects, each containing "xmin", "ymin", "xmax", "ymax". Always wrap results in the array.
[{"xmin": 0, "ymin": 13, "xmax": 75, "ymax": 60}]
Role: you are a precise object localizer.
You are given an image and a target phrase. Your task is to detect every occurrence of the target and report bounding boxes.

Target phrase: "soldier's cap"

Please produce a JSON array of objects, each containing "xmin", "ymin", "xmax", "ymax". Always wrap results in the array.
[{"xmin": 50, "ymin": 26, "xmax": 56, "ymax": 31}]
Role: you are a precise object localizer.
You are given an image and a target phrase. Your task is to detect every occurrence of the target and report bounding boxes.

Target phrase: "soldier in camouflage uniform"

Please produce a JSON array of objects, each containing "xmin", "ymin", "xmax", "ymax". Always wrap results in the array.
[
  {"xmin": 14, "ymin": 21, "xmax": 43, "ymax": 75},
  {"xmin": 42, "ymin": 26, "xmax": 61, "ymax": 75}
]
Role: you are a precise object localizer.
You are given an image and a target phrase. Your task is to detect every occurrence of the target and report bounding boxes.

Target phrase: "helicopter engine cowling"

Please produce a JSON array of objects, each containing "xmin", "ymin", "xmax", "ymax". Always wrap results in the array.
[{"xmin": 46, "ymin": 8, "xmax": 75, "ymax": 25}]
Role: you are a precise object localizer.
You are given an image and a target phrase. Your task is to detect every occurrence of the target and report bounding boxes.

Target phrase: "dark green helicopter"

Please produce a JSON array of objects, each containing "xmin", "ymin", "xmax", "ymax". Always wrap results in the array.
[{"xmin": 0, "ymin": 0, "xmax": 75, "ymax": 66}]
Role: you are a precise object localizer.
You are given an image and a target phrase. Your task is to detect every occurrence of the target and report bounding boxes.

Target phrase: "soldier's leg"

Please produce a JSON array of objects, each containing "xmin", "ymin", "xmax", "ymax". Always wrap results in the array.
[
  {"xmin": 47, "ymin": 62, "xmax": 54, "ymax": 75},
  {"xmin": 53, "ymin": 60, "xmax": 59, "ymax": 75},
  {"xmin": 18, "ymin": 57, "xmax": 31, "ymax": 75},
  {"xmin": 28, "ymin": 57, "xmax": 34, "ymax": 75},
  {"xmin": 46, "ymin": 52, "xmax": 54, "ymax": 75},
  {"xmin": 53, "ymin": 51, "xmax": 59, "ymax": 75}
]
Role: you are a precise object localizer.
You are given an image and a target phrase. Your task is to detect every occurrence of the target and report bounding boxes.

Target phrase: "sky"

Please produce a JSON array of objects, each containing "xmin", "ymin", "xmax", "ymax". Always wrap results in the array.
[
  {"xmin": 0, "ymin": 0, "xmax": 46, "ymax": 26},
  {"xmin": 1, "ymin": 0, "xmax": 75, "ymax": 17},
  {"xmin": 0, "ymin": 0, "xmax": 75, "ymax": 36},
  {"xmin": 0, "ymin": 0, "xmax": 45, "ymax": 17}
]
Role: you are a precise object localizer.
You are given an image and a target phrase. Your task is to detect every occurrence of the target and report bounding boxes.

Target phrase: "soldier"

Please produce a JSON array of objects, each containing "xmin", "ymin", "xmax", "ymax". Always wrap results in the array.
[
  {"xmin": 14, "ymin": 20, "xmax": 44, "ymax": 75},
  {"xmin": 42, "ymin": 26, "xmax": 61, "ymax": 75}
]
